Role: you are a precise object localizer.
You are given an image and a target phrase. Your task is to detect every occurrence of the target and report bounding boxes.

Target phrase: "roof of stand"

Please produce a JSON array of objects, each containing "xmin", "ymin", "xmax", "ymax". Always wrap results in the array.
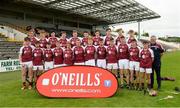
[{"xmin": 20, "ymin": 0, "xmax": 160, "ymax": 24}]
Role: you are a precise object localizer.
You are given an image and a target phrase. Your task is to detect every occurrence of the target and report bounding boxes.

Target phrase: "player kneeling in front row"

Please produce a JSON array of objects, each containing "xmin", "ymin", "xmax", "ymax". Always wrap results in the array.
[
  {"xmin": 129, "ymin": 39, "xmax": 141, "ymax": 90},
  {"xmin": 139, "ymin": 41, "xmax": 154, "ymax": 91},
  {"xmin": 19, "ymin": 37, "xmax": 34, "ymax": 90},
  {"xmin": 118, "ymin": 36, "xmax": 130, "ymax": 88},
  {"xmin": 85, "ymin": 38, "xmax": 96, "ymax": 66},
  {"xmin": 44, "ymin": 43, "xmax": 54, "ymax": 70},
  {"xmin": 106, "ymin": 38, "xmax": 118, "ymax": 77},
  {"xmin": 32, "ymin": 41, "xmax": 44, "ymax": 85}
]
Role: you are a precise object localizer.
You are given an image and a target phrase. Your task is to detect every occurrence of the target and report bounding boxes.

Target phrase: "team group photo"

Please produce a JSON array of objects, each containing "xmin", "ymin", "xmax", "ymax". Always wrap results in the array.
[{"xmin": 0, "ymin": 0, "xmax": 179, "ymax": 107}]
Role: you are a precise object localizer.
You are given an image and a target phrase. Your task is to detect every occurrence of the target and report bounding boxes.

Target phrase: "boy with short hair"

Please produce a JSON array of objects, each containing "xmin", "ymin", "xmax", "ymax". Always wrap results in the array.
[
  {"xmin": 73, "ymin": 40, "xmax": 85, "ymax": 65},
  {"xmin": 106, "ymin": 38, "xmax": 118, "ymax": 76},
  {"xmin": 118, "ymin": 36, "xmax": 130, "ymax": 88},
  {"xmin": 53, "ymin": 42, "xmax": 64, "ymax": 68},
  {"xmin": 19, "ymin": 37, "xmax": 34, "ymax": 90},
  {"xmin": 44, "ymin": 43, "xmax": 54, "ymax": 70},
  {"xmin": 129, "ymin": 39, "xmax": 141, "ymax": 89},
  {"xmin": 96, "ymin": 38, "xmax": 107, "ymax": 69},
  {"xmin": 32, "ymin": 41, "xmax": 44, "ymax": 84},
  {"xmin": 139, "ymin": 41, "xmax": 154, "ymax": 91},
  {"xmin": 84, "ymin": 38, "xmax": 96, "ymax": 66}
]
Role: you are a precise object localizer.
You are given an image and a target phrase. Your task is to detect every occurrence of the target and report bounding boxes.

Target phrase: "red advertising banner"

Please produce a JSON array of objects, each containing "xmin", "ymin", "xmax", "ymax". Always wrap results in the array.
[{"xmin": 36, "ymin": 66, "xmax": 118, "ymax": 98}]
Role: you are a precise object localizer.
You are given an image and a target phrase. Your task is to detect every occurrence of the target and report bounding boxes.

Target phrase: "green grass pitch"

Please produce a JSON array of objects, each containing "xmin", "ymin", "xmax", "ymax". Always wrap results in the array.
[{"xmin": 0, "ymin": 51, "xmax": 180, "ymax": 107}]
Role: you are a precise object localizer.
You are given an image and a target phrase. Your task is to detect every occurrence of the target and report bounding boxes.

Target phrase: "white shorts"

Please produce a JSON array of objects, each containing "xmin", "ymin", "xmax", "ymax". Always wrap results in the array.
[
  {"xmin": 54, "ymin": 64, "xmax": 65, "ymax": 68},
  {"xmin": 118, "ymin": 59, "xmax": 129, "ymax": 69},
  {"xmin": 33, "ymin": 65, "xmax": 43, "ymax": 71},
  {"xmin": 107, "ymin": 63, "xmax": 118, "ymax": 69},
  {"xmin": 97, "ymin": 59, "xmax": 106, "ymax": 69},
  {"xmin": 129, "ymin": 61, "xmax": 140, "ymax": 71},
  {"xmin": 140, "ymin": 68, "xmax": 152, "ymax": 74},
  {"xmin": 85, "ymin": 59, "xmax": 95, "ymax": 66},
  {"xmin": 21, "ymin": 61, "xmax": 33, "ymax": 68},
  {"xmin": 74, "ymin": 62, "xmax": 85, "ymax": 65},
  {"xmin": 44, "ymin": 61, "xmax": 54, "ymax": 71}
]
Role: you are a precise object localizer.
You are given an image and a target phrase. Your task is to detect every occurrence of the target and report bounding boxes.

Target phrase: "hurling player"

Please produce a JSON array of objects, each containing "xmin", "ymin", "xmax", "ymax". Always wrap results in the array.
[
  {"xmin": 93, "ymin": 30, "xmax": 103, "ymax": 46},
  {"xmin": 70, "ymin": 30, "xmax": 81, "ymax": 47},
  {"xmin": 59, "ymin": 31, "xmax": 68, "ymax": 48},
  {"xmin": 63, "ymin": 42, "xmax": 74, "ymax": 66},
  {"xmin": 32, "ymin": 41, "xmax": 44, "ymax": 84},
  {"xmin": 127, "ymin": 30, "xmax": 138, "ymax": 46},
  {"xmin": 84, "ymin": 38, "xmax": 96, "ymax": 66},
  {"xmin": 140, "ymin": 41, "xmax": 154, "ymax": 91},
  {"xmin": 82, "ymin": 31, "xmax": 89, "ymax": 46},
  {"xmin": 129, "ymin": 39, "xmax": 141, "ymax": 89},
  {"xmin": 39, "ymin": 32, "xmax": 48, "ymax": 49},
  {"xmin": 96, "ymin": 38, "xmax": 107, "ymax": 69},
  {"xmin": 73, "ymin": 40, "xmax": 85, "ymax": 65},
  {"xmin": 48, "ymin": 32, "xmax": 58, "ymax": 48},
  {"xmin": 104, "ymin": 28, "xmax": 113, "ymax": 46},
  {"xmin": 115, "ymin": 28, "xmax": 124, "ymax": 45},
  {"xmin": 117, "ymin": 36, "xmax": 130, "ymax": 88},
  {"xmin": 19, "ymin": 37, "xmax": 34, "ymax": 90},
  {"xmin": 44, "ymin": 43, "xmax": 54, "ymax": 70},
  {"xmin": 53, "ymin": 42, "xmax": 64, "ymax": 68},
  {"xmin": 106, "ymin": 38, "xmax": 118, "ymax": 76}
]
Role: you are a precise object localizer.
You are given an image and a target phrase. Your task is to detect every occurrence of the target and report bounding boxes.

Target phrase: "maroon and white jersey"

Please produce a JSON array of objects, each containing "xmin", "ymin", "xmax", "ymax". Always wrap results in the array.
[
  {"xmin": 104, "ymin": 36, "xmax": 113, "ymax": 46},
  {"xmin": 48, "ymin": 37, "xmax": 58, "ymax": 48},
  {"xmin": 82, "ymin": 37, "xmax": 88, "ymax": 46},
  {"xmin": 97, "ymin": 46, "xmax": 106, "ymax": 59},
  {"xmin": 32, "ymin": 48, "xmax": 43, "ymax": 66},
  {"xmin": 93, "ymin": 36, "xmax": 103, "ymax": 46},
  {"xmin": 70, "ymin": 37, "xmax": 81, "ymax": 47},
  {"xmin": 43, "ymin": 49, "xmax": 53, "ymax": 62},
  {"xmin": 19, "ymin": 45, "xmax": 34, "ymax": 62},
  {"xmin": 127, "ymin": 37, "xmax": 138, "ymax": 45},
  {"xmin": 84, "ymin": 45, "xmax": 96, "ymax": 61},
  {"xmin": 115, "ymin": 35, "xmax": 124, "ymax": 45},
  {"xmin": 73, "ymin": 46, "xmax": 85, "ymax": 63},
  {"xmin": 30, "ymin": 36, "xmax": 37, "ymax": 46},
  {"xmin": 118, "ymin": 43, "xmax": 129, "ymax": 60},
  {"xmin": 106, "ymin": 45, "xmax": 118, "ymax": 63},
  {"xmin": 129, "ymin": 47, "xmax": 140, "ymax": 62},
  {"xmin": 63, "ymin": 48, "xmax": 73, "ymax": 65},
  {"xmin": 140, "ymin": 48, "xmax": 154, "ymax": 68},
  {"xmin": 39, "ymin": 38, "xmax": 48, "ymax": 48},
  {"xmin": 59, "ymin": 38, "xmax": 68, "ymax": 48},
  {"xmin": 53, "ymin": 47, "xmax": 63, "ymax": 65}
]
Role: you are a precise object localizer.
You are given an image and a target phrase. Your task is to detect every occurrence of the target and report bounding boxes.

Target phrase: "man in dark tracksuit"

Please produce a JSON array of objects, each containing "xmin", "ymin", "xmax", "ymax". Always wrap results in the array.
[{"xmin": 150, "ymin": 36, "xmax": 165, "ymax": 90}]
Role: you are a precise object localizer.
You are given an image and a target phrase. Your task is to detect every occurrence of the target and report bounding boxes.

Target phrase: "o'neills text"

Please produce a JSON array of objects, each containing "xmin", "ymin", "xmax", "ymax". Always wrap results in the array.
[{"xmin": 51, "ymin": 73, "xmax": 101, "ymax": 86}]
